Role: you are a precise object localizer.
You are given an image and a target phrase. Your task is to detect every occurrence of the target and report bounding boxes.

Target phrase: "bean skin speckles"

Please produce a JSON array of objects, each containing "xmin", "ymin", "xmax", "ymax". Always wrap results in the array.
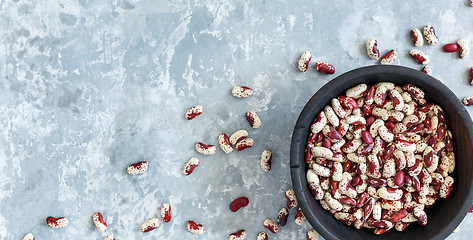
[
  {"xmin": 411, "ymin": 28, "xmax": 424, "ymax": 47},
  {"xmin": 409, "ymin": 49, "xmax": 430, "ymax": 65},
  {"xmin": 140, "ymin": 218, "xmax": 159, "ymax": 233},
  {"xmin": 298, "ymin": 51, "xmax": 312, "ymax": 72},
  {"xmin": 380, "ymin": 50, "xmax": 397, "ymax": 65},
  {"xmin": 232, "ymin": 86, "xmax": 253, "ymax": 98},
  {"xmin": 187, "ymin": 220, "xmax": 204, "ymax": 235},
  {"xmin": 46, "ymin": 217, "xmax": 68, "ymax": 228},
  {"xmin": 218, "ymin": 133, "xmax": 233, "ymax": 154},
  {"xmin": 195, "ymin": 142, "xmax": 217, "ymax": 155},
  {"xmin": 315, "ymin": 61, "xmax": 335, "ymax": 74},
  {"xmin": 245, "ymin": 111, "xmax": 262, "ymax": 128},
  {"xmin": 423, "ymin": 25, "xmax": 438, "ymax": 45},
  {"xmin": 462, "ymin": 96, "xmax": 473, "ymax": 106},
  {"xmin": 185, "ymin": 105, "xmax": 203, "ymax": 120},
  {"xmin": 366, "ymin": 39, "xmax": 380, "ymax": 60},
  {"xmin": 260, "ymin": 150, "xmax": 272, "ymax": 172},
  {"xmin": 127, "ymin": 161, "xmax": 149, "ymax": 175},
  {"xmin": 458, "ymin": 38, "xmax": 470, "ymax": 59}
]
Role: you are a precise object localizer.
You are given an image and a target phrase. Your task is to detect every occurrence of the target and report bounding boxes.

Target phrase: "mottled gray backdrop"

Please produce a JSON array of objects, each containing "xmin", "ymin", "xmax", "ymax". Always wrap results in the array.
[{"xmin": 1, "ymin": 0, "xmax": 473, "ymax": 239}]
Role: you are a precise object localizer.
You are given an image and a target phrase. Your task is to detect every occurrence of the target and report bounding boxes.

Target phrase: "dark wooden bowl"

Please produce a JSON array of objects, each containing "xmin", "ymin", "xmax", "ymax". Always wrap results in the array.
[{"xmin": 290, "ymin": 65, "xmax": 473, "ymax": 240}]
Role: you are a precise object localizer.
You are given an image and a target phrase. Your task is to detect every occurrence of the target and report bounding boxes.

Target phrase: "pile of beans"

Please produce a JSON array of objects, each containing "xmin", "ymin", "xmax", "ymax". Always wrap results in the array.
[{"xmin": 305, "ymin": 82, "xmax": 455, "ymax": 234}]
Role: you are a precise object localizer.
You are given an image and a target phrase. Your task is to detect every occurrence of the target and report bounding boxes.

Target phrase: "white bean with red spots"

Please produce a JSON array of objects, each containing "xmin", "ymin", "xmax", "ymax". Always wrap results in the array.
[
  {"xmin": 324, "ymin": 105, "xmax": 340, "ymax": 127},
  {"xmin": 366, "ymin": 39, "xmax": 380, "ymax": 60},
  {"xmin": 332, "ymin": 162, "xmax": 343, "ymax": 181},
  {"xmin": 411, "ymin": 28, "xmax": 424, "ymax": 47},
  {"xmin": 311, "ymin": 112, "xmax": 327, "ymax": 134},
  {"xmin": 196, "ymin": 142, "xmax": 217, "ymax": 155},
  {"xmin": 218, "ymin": 133, "xmax": 233, "ymax": 154},
  {"xmin": 380, "ymin": 50, "xmax": 397, "ymax": 65},
  {"xmin": 332, "ymin": 98, "xmax": 350, "ymax": 118},
  {"xmin": 324, "ymin": 192, "xmax": 343, "ymax": 211},
  {"xmin": 232, "ymin": 86, "xmax": 253, "ymax": 98},
  {"xmin": 409, "ymin": 49, "xmax": 430, "ymax": 65},
  {"xmin": 235, "ymin": 138, "xmax": 254, "ymax": 151},
  {"xmin": 306, "ymin": 169, "xmax": 320, "ymax": 185},
  {"xmin": 372, "ymin": 108, "xmax": 389, "ymax": 121},
  {"xmin": 311, "ymin": 162, "xmax": 331, "ymax": 177},
  {"xmin": 141, "ymin": 218, "xmax": 159, "ymax": 232},
  {"xmin": 377, "ymin": 187, "xmax": 403, "ymax": 200},
  {"xmin": 260, "ymin": 150, "xmax": 272, "ymax": 172},
  {"xmin": 458, "ymin": 38, "xmax": 470, "ymax": 59},
  {"xmin": 229, "ymin": 130, "xmax": 248, "ymax": 145},
  {"xmin": 298, "ymin": 51, "xmax": 312, "ymax": 72},
  {"xmin": 185, "ymin": 105, "xmax": 203, "ymax": 120},
  {"xmin": 127, "ymin": 161, "xmax": 149, "ymax": 174},
  {"xmin": 307, "ymin": 229, "xmax": 319, "ymax": 240},
  {"xmin": 346, "ymin": 84, "xmax": 368, "ymax": 99},
  {"xmin": 378, "ymin": 126, "xmax": 394, "ymax": 142},
  {"xmin": 245, "ymin": 111, "xmax": 261, "ymax": 128},
  {"xmin": 423, "ymin": 25, "xmax": 438, "ymax": 45}
]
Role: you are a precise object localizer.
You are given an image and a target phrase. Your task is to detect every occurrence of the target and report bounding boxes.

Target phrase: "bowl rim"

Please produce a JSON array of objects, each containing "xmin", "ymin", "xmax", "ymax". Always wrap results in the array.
[{"xmin": 290, "ymin": 65, "xmax": 473, "ymax": 240}]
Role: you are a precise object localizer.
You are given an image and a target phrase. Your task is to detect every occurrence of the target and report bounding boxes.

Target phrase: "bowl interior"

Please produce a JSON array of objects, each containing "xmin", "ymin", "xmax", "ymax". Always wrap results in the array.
[{"xmin": 290, "ymin": 65, "xmax": 473, "ymax": 240}]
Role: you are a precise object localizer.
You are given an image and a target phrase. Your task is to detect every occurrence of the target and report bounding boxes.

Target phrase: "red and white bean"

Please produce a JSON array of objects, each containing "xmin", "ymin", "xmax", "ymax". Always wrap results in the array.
[
  {"xmin": 316, "ymin": 61, "xmax": 335, "ymax": 74},
  {"xmin": 141, "ymin": 218, "xmax": 159, "ymax": 232},
  {"xmin": 127, "ymin": 161, "xmax": 149, "ymax": 175},
  {"xmin": 218, "ymin": 133, "xmax": 233, "ymax": 154},
  {"xmin": 458, "ymin": 39, "xmax": 470, "ymax": 59},
  {"xmin": 229, "ymin": 230, "xmax": 246, "ymax": 240},
  {"xmin": 346, "ymin": 84, "xmax": 368, "ymax": 99},
  {"xmin": 324, "ymin": 106, "xmax": 340, "ymax": 127},
  {"xmin": 324, "ymin": 192, "xmax": 343, "ymax": 211},
  {"xmin": 311, "ymin": 112, "xmax": 327, "ymax": 134},
  {"xmin": 422, "ymin": 66, "xmax": 432, "ymax": 75},
  {"xmin": 307, "ymin": 229, "xmax": 319, "ymax": 240},
  {"xmin": 46, "ymin": 217, "xmax": 68, "ymax": 228},
  {"xmin": 229, "ymin": 130, "xmax": 248, "ymax": 146},
  {"xmin": 423, "ymin": 25, "xmax": 438, "ymax": 45},
  {"xmin": 409, "ymin": 49, "xmax": 430, "ymax": 65},
  {"xmin": 260, "ymin": 150, "xmax": 272, "ymax": 172},
  {"xmin": 380, "ymin": 50, "xmax": 397, "ymax": 65},
  {"xmin": 298, "ymin": 51, "xmax": 312, "ymax": 72},
  {"xmin": 93, "ymin": 212, "xmax": 107, "ymax": 232},
  {"xmin": 185, "ymin": 105, "xmax": 203, "ymax": 120},
  {"xmin": 411, "ymin": 28, "xmax": 424, "ymax": 47},
  {"xmin": 161, "ymin": 203, "xmax": 171, "ymax": 222},
  {"xmin": 183, "ymin": 157, "xmax": 199, "ymax": 175},
  {"xmin": 366, "ymin": 39, "xmax": 380, "ymax": 60},
  {"xmin": 439, "ymin": 176, "xmax": 454, "ymax": 198},
  {"xmin": 245, "ymin": 111, "xmax": 261, "ymax": 128},
  {"xmin": 263, "ymin": 219, "xmax": 279, "ymax": 233},
  {"xmin": 285, "ymin": 189, "xmax": 298, "ymax": 209},
  {"xmin": 235, "ymin": 138, "xmax": 254, "ymax": 151},
  {"xmin": 257, "ymin": 232, "xmax": 268, "ymax": 240},
  {"xmin": 232, "ymin": 86, "xmax": 253, "ymax": 98},
  {"xmin": 295, "ymin": 207, "xmax": 306, "ymax": 225},
  {"xmin": 187, "ymin": 220, "xmax": 204, "ymax": 235}
]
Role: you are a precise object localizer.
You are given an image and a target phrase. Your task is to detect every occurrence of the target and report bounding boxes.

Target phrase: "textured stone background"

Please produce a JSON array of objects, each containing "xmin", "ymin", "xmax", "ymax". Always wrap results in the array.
[{"xmin": 1, "ymin": 0, "xmax": 473, "ymax": 239}]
